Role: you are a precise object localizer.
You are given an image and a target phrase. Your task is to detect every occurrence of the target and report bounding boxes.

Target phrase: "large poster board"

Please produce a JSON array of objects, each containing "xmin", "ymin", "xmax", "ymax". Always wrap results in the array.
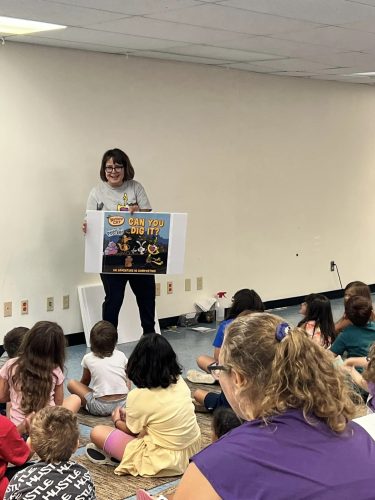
[{"xmin": 85, "ymin": 211, "xmax": 187, "ymax": 275}]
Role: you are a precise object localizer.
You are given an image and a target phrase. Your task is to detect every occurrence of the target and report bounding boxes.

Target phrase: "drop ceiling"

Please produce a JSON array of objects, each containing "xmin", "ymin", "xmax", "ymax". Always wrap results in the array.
[{"xmin": 3, "ymin": 0, "xmax": 375, "ymax": 84}]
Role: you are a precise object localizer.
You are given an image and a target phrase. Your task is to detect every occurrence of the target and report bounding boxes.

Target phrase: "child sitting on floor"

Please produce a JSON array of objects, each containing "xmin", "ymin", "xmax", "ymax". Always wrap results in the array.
[
  {"xmin": 343, "ymin": 342, "xmax": 375, "ymax": 412},
  {"xmin": 4, "ymin": 406, "xmax": 96, "ymax": 499},
  {"xmin": 331, "ymin": 296, "xmax": 375, "ymax": 361},
  {"xmin": 298, "ymin": 294, "xmax": 336, "ymax": 348},
  {"xmin": 335, "ymin": 281, "xmax": 374, "ymax": 335},
  {"xmin": 0, "ymin": 414, "xmax": 33, "ymax": 500},
  {"xmin": 0, "ymin": 327, "xmax": 28, "ymax": 416},
  {"xmin": 0, "ymin": 321, "xmax": 80, "ymax": 426},
  {"xmin": 86, "ymin": 334, "xmax": 201, "ymax": 477},
  {"xmin": 187, "ymin": 289, "xmax": 264, "ymax": 384},
  {"xmin": 68, "ymin": 321, "xmax": 129, "ymax": 416}
]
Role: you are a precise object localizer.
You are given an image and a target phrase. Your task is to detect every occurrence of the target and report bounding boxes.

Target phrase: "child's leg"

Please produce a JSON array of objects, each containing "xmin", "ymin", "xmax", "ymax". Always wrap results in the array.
[
  {"xmin": 62, "ymin": 394, "xmax": 82, "ymax": 414},
  {"xmin": 193, "ymin": 389, "xmax": 208, "ymax": 404},
  {"xmin": 67, "ymin": 379, "xmax": 93, "ymax": 407},
  {"xmin": 90, "ymin": 425, "xmax": 135, "ymax": 461},
  {"xmin": 196, "ymin": 355, "xmax": 215, "ymax": 373}
]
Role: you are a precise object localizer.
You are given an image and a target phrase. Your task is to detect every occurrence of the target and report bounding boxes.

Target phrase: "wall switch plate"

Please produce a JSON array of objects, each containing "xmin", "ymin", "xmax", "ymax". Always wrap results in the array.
[
  {"xmin": 185, "ymin": 278, "xmax": 191, "ymax": 292},
  {"xmin": 47, "ymin": 297, "xmax": 54, "ymax": 312},
  {"xmin": 197, "ymin": 277, "xmax": 203, "ymax": 290},
  {"xmin": 4, "ymin": 301, "xmax": 12, "ymax": 317},
  {"xmin": 155, "ymin": 283, "xmax": 161, "ymax": 296},
  {"xmin": 167, "ymin": 281, "xmax": 173, "ymax": 294},
  {"xmin": 63, "ymin": 295, "xmax": 70, "ymax": 309},
  {"xmin": 21, "ymin": 299, "xmax": 29, "ymax": 315}
]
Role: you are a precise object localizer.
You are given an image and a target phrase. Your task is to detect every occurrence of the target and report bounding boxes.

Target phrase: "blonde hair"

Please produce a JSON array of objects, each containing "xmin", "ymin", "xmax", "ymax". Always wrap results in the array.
[
  {"xmin": 221, "ymin": 313, "xmax": 359, "ymax": 433},
  {"xmin": 30, "ymin": 406, "xmax": 79, "ymax": 463}
]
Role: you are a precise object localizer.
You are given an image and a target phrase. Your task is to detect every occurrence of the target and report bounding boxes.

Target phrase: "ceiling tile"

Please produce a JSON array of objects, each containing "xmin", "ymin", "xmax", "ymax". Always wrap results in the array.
[
  {"xmin": 276, "ymin": 25, "xmax": 375, "ymax": 51},
  {"xmin": 169, "ymin": 44, "xmax": 284, "ymax": 61},
  {"xmin": 236, "ymin": 57, "xmax": 334, "ymax": 72},
  {"xmin": 221, "ymin": 0, "xmax": 375, "ymax": 25},
  {"xmin": 205, "ymin": 35, "xmax": 343, "ymax": 59},
  {"xmin": 44, "ymin": 0, "xmax": 201, "ymax": 16},
  {"xmin": 86, "ymin": 16, "xmax": 249, "ymax": 44},
  {"xmin": 0, "ymin": 0, "xmax": 126, "ymax": 26},
  {"xmin": 14, "ymin": 26, "xmax": 189, "ymax": 51},
  {"xmin": 347, "ymin": 0, "xmax": 375, "ymax": 7},
  {"xmin": 130, "ymin": 50, "xmax": 230, "ymax": 64},
  {"xmin": 146, "ymin": 3, "xmax": 323, "ymax": 35},
  {"xmin": 8, "ymin": 36, "xmax": 128, "ymax": 53}
]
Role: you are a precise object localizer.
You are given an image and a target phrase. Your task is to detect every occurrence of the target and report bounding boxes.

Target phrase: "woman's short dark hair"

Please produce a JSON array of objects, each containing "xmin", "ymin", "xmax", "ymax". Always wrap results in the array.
[
  {"xmin": 227, "ymin": 289, "xmax": 264, "ymax": 320},
  {"xmin": 90, "ymin": 321, "xmax": 118, "ymax": 358},
  {"xmin": 126, "ymin": 334, "xmax": 182, "ymax": 389},
  {"xmin": 100, "ymin": 148, "xmax": 135, "ymax": 182}
]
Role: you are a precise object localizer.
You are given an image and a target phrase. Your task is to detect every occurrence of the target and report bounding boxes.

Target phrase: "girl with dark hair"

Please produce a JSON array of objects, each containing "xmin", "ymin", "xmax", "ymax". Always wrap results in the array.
[
  {"xmin": 84, "ymin": 147, "xmax": 155, "ymax": 334},
  {"xmin": 0, "ymin": 321, "xmax": 80, "ymax": 426},
  {"xmin": 187, "ymin": 288, "xmax": 264, "ymax": 384},
  {"xmin": 298, "ymin": 293, "xmax": 336, "ymax": 348},
  {"xmin": 148, "ymin": 314, "xmax": 375, "ymax": 500},
  {"xmin": 86, "ymin": 334, "xmax": 200, "ymax": 477}
]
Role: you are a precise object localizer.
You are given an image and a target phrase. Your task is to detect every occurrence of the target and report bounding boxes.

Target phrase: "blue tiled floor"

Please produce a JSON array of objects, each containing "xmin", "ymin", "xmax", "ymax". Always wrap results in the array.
[{"xmin": 65, "ymin": 296, "xmax": 351, "ymax": 392}]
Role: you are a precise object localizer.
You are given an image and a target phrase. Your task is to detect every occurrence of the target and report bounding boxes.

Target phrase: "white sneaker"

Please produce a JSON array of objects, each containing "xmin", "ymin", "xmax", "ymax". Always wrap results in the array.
[{"xmin": 187, "ymin": 369, "xmax": 215, "ymax": 384}]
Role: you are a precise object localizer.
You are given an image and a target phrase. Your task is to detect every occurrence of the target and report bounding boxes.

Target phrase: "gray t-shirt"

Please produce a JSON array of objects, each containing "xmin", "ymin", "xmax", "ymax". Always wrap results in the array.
[
  {"xmin": 86, "ymin": 180, "xmax": 151, "ymax": 211},
  {"xmin": 5, "ymin": 461, "xmax": 96, "ymax": 499}
]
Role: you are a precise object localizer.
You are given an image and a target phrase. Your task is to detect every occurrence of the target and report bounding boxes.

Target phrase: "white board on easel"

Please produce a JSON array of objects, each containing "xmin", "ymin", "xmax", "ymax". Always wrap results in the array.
[{"xmin": 78, "ymin": 283, "xmax": 161, "ymax": 346}]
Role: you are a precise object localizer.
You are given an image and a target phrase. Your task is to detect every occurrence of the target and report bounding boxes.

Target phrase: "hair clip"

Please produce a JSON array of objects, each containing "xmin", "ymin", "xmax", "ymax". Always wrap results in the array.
[{"xmin": 275, "ymin": 322, "xmax": 291, "ymax": 342}]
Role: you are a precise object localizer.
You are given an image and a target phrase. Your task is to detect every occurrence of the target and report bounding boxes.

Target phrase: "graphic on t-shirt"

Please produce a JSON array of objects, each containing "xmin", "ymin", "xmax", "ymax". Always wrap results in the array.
[
  {"xmin": 102, "ymin": 212, "xmax": 170, "ymax": 274},
  {"xmin": 117, "ymin": 193, "xmax": 128, "ymax": 211},
  {"xmin": 4, "ymin": 461, "xmax": 95, "ymax": 500}
]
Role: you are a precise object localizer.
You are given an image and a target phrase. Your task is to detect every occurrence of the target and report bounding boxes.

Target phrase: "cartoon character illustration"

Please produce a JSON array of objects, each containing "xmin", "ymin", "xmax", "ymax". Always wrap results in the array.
[
  {"xmin": 118, "ymin": 234, "xmax": 132, "ymax": 252},
  {"xmin": 149, "ymin": 256, "xmax": 163, "ymax": 266},
  {"xmin": 125, "ymin": 256, "xmax": 133, "ymax": 268},
  {"xmin": 146, "ymin": 237, "xmax": 163, "ymax": 265},
  {"xmin": 136, "ymin": 240, "xmax": 147, "ymax": 255},
  {"xmin": 104, "ymin": 241, "xmax": 118, "ymax": 256},
  {"xmin": 147, "ymin": 238, "xmax": 160, "ymax": 256},
  {"xmin": 117, "ymin": 193, "xmax": 128, "ymax": 211}
]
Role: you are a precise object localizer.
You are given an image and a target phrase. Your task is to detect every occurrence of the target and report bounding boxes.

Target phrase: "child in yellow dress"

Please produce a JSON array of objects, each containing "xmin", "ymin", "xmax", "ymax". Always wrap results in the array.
[{"xmin": 86, "ymin": 334, "xmax": 201, "ymax": 477}]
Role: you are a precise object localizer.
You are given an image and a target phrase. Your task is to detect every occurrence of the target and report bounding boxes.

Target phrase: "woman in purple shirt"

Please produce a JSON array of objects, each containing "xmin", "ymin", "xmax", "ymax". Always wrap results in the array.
[{"xmin": 171, "ymin": 313, "xmax": 375, "ymax": 500}]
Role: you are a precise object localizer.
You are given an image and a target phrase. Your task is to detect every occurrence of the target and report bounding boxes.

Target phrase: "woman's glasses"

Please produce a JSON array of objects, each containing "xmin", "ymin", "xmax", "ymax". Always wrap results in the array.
[
  {"xmin": 105, "ymin": 164, "xmax": 124, "ymax": 173},
  {"xmin": 207, "ymin": 362, "xmax": 230, "ymax": 380}
]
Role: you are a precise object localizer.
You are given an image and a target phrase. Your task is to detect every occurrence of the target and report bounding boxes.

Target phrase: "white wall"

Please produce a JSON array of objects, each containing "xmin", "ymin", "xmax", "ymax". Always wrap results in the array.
[{"xmin": 1, "ymin": 41, "xmax": 375, "ymax": 340}]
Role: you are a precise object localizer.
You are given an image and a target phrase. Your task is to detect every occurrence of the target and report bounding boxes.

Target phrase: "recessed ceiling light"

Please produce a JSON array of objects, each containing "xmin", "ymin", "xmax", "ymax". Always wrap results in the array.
[{"xmin": 0, "ymin": 16, "xmax": 66, "ymax": 36}]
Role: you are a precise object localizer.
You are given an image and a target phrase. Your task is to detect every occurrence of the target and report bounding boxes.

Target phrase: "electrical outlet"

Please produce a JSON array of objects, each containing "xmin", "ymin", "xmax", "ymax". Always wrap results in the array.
[
  {"xmin": 4, "ymin": 301, "xmax": 12, "ymax": 317},
  {"xmin": 330, "ymin": 261, "xmax": 335, "ymax": 272},
  {"xmin": 167, "ymin": 281, "xmax": 173, "ymax": 294},
  {"xmin": 185, "ymin": 278, "xmax": 191, "ymax": 292},
  {"xmin": 21, "ymin": 299, "xmax": 29, "ymax": 315},
  {"xmin": 47, "ymin": 297, "xmax": 54, "ymax": 312},
  {"xmin": 197, "ymin": 277, "xmax": 203, "ymax": 290},
  {"xmin": 63, "ymin": 295, "xmax": 70, "ymax": 309},
  {"xmin": 155, "ymin": 283, "xmax": 161, "ymax": 296}
]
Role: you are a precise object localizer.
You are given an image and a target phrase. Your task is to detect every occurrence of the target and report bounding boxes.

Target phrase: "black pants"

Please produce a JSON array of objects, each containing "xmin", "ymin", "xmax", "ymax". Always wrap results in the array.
[{"xmin": 100, "ymin": 273, "xmax": 156, "ymax": 334}]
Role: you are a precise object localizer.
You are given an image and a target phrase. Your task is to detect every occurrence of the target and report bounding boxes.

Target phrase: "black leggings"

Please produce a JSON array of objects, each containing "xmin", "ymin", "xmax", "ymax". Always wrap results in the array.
[{"xmin": 100, "ymin": 273, "xmax": 156, "ymax": 334}]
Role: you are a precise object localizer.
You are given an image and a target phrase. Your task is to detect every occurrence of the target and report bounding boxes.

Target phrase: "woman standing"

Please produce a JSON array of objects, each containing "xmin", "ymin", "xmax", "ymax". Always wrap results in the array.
[{"xmin": 85, "ymin": 148, "xmax": 155, "ymax": 333}]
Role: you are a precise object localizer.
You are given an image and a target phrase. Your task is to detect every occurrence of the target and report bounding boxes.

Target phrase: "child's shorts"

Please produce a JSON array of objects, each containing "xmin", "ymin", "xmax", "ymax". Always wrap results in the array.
[
  {"xmin": 84, "ymin": 392, "xmax": 127, "ymax": 416},
  {"xmin": 204, "ymin": 391, "xmax": 230, "ymax": 412}
]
